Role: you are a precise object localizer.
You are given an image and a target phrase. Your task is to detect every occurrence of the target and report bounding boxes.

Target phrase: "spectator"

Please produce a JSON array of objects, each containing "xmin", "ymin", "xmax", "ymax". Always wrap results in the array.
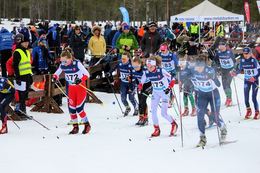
[
  {"xmin": 13, "ymin": 34, "xmax": 33, "ymax": 120},
  {"xmin": 88, "ymin": 25, "xmax": 106, "ymax": 65},
  {"xmin": 32, "ymin": 38, "xmax": 52, "ymax": 75},
  {"xmin": 0, "ymin": 27, "xmax": 13, "ymax": 77},
  {"xmin": 69, "ymin": 25, "xmax": 87, "ymax": 63},
  {"xmin": 141, "ymin": 22, "xmax": 162, "ymax": 58},
  {"xmin": 116, "ymin": 24, "xmax": 138, "ymax": 56}
]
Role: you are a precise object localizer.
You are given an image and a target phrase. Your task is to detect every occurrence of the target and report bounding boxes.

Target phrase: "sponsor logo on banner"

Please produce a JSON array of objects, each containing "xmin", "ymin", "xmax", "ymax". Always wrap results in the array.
[{"xmin": 257, "ymin": 1, "xmax": 260, "ymax": 14}]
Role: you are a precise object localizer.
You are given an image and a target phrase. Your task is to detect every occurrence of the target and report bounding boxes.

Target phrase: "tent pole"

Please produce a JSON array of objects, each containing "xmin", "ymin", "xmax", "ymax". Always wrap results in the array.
[
  {"xmin": 213, "ymin": 21, "xmax": 215, "ymax": 38},
  {"xmin": 199, "ymin": 22, "xmax": 201, "ymax": 43}
]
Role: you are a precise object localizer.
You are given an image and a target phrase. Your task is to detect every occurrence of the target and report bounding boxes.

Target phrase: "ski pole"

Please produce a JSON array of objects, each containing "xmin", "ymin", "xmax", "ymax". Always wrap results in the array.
[
  {"xmin": 8, "ymin": 115, "xmax": 20, "ymax": 130},
  {"xmin": 20, "ymin": 111, "xmax": 50, "ymax": 131},
  {"xmin": 233, "ymin": 78, "xmax": 242, "ymax": 117},
  {"xmin": 54, "ymin": 81, "xmax": 75, "ymax": 105},
  {"xmin": 105, "ymin": 76, "xmax": 124, "ymax": 114},
  {"xmin": 211, "ymin": 89, "xmax": 221, "ymax": 146},
  {"xmin": 177, "ymin": 74, "xmax": 184, "ymax": 147}
]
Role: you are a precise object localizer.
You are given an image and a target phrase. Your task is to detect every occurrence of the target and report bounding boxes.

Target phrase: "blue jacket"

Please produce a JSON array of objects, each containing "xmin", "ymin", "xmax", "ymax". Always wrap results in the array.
[
  {"xmin": 216, "ymin": 50, "xmax": 235, "ymax": 70},
  {"xmin": 158, "ymin": 52, "xmax": 179, "ymax": 72},
  {"xmin": 237, "ymin": 57, "xmax": 260, "ymax": 80},
  {"xmin": 32, "ymin": 46, "xmax": 51, "ymax": 72},
  {"xmin": 0, "ymin": 29, "xmax": 13, "ymax": 51},
  {"xmin": 185, "ymin": 66, "xmax": 221, "ymax": 93},
  {"xmin": 112, "ymin": 31, "xmax": 122, "ymax": 48}
]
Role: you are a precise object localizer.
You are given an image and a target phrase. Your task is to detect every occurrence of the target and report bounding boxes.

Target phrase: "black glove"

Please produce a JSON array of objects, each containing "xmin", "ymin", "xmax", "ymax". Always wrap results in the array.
[
  {"xmin": 74, "ymin": 78, "xmax": 82, "ymax": 85},
  {"xmin": 164, "ymin": 88, "xmax": 171, "ymax": 95},
  {"xmin": 16, "ymin": 79, "xmax": 21, "ymax": 85},
  {"xmin": 105, "ymin": 73, "xmax": 111, "ymax": 78}
]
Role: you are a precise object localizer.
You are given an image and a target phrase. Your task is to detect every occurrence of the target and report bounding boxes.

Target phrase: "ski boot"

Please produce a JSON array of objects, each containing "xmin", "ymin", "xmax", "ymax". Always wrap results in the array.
[
  {"xmin": 170, "ymin": 121, "xmax": 178, "ymax": 136},
  {"xmin": 196, "ymin": 135, "xmax": 207, "ymax": 148},
  {"xmin": 133, "ymin": 108, "xmax": 139, "ymax": 116},
  {"xmin": 181, "ymin": 107, "xmax": 189, "ymax": 117},
  {"xmin": 135, "ymin": 114, "xmax": 143, "ymax": 125},
  {"xmin": 69, "ymin": 124, "xmax": 79, "ymax": 134},
  {"xmin": 151, "ymin": 125, "xmax": 160, "ymax": 137},
  {"xmin": 139, "ymin": 114, "xmax": 148, "ymax": 126},
  {"xmin": 245, "ymin": 107, "xmax": 252, "ymax": 119},
  {"xmin": 124, "ymin": 106, "xmax": 131, "ymax": 117},
  {"xmin": 190, "ymin": 107, "xmax": 196, "ymax": 116},
  {"xmin": 82, "ymin": 122, "xmax": 91, "ymax": 134},
  {"xmin": 254, "ymin": 110, "xmax": 260, "ymax": 120},
  {"xmin": 225, "ymin": 98, "xmax": 232, "ymax": 107},
  {"xmin": 220, "ymin": 126, "xmax": 227, "ymax": 141},
  {"xmin": 0, "ymin": 117, "xmax": 8, "ymax": 134}
]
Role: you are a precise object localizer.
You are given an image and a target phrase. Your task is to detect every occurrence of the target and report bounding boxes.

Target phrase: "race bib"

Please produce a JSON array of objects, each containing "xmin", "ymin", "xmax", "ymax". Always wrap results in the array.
[
  {"xmin": 120, "ymin": 72, "xmax": 129, "ymax": 82},
  {"xmin": 244, "ymin": 68, "xmax": 258, "ymax": 79},
  {"xmin": 219, "ymin": 58, "xmax": 234, "ymax": 69},
  {"xmin": 191, "ymin": 79, "xmax": 214, "ymax": 92},
  {"xmin": 65, "ymin": 73, "xmax": 79, "ymax": 83},
  {"xmin": 152, "ymin": 80, "xmax": 165, "ymax": 91},
  {"xmin": 162, "ymin": 62, "xmax": 175, "ymax": 71}
]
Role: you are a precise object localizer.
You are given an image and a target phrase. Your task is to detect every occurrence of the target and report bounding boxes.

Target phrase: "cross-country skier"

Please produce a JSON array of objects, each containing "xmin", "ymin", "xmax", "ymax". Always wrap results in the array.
[
  {"xmin": 131, "ymin": 56, "xmax": 152, "ymax": 126},
  {"xmin": 107, "ymin": 51, "xmax": 138, "ymax": 116},
  {"xmin": 158, "ymin": 43, "xmax": 179, "ymax": 107},
  {"xmin": 179, "ymin": 56, "xmax": 196, "ymax": 116},
  {"xmin": 0, "ymin": 77, "xmax": 15, "ymax": 134},
  {"xmin": 187, "ymin": 55, "xmax": 227, "ymax": 147},
  {"xmin": 53, "ymin": 48, "xmax": 91, "ymax": 134},
  {"xmin": 230, "ymin": 47, "xmax": 260, "ymax": 120},
  {"xmin": 214, "ymin": 41, "xmax": 236, "ymax": 107},
  {"xmin": 138, "ymin": 56, "xmax": 178, "ymax": 137}
]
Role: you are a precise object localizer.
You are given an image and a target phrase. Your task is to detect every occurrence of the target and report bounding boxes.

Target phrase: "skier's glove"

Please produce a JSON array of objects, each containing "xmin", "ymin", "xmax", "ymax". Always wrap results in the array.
[
  {"xmin": 52, "ymin": 74, "xmax": 59, "ymax": 83},
  {"xmin": 138, "ymin": 83, "xmax": 143, "ymax": 93},
  {"xmin": 74, "ymin": 78, "xmax": 82, "ymax": 85},
  {"xmin": 16, "ymin": 79, "xmax": 21, "ymax": 85},
  {"xmin": 229, "ymin": 71, "xmax": 237, "ymax": 77},
  {"xmin": 105, "ymin": 73, "xmax": 111, "ymax": 78},
  {"xmin": 248, "ymin": 77, "xmax": 256, "ymax": 83},
  {"xmin": 164, "ymin": 88, "xmax": 171, "ymax": 95}
]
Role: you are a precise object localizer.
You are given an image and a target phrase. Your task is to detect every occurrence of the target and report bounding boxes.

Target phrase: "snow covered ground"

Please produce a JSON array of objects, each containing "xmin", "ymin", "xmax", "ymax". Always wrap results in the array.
[{"xmin": 0, "ymin": 75, "xmax": 260, "ymax": 173}]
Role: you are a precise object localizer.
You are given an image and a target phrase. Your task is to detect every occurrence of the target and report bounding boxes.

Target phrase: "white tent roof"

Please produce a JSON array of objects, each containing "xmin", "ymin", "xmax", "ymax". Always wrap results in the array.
[{"xmin": 170, "ymin": 0, "xmax": 244, "ymax": 22}]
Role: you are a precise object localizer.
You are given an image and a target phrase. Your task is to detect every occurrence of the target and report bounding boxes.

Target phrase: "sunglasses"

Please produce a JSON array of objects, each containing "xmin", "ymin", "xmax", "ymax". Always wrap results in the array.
[
  {"xmin": 132, "ymin": 65, "xmax": 141, "ymax": 69},
  {"xmin": 243, "ymin": 52, "xmax": 249, "ymax": 55},
  {"xmin": 61, "ymin": 60, "xmax": 68, "ymax": 65}
]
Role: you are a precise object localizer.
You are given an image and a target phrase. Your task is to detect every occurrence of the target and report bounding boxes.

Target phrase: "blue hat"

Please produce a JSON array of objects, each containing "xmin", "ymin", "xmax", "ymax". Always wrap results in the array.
[
  {"xmin": 123, "ymin": 25, "xmax": 130, "ymax": 30},
  {"xmin": 243, "ymin": 47, "xmax": 251, "ymax": 54}
]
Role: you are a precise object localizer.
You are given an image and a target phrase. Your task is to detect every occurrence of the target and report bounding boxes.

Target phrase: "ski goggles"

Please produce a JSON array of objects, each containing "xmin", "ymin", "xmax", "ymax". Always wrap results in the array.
[
  {"xmin": 146, "ymin": 59, "xmax": 156, "ymax": 66},
  {"xmin": 61, "ymin": 60, "xmax": 69, "ymax": 65}
]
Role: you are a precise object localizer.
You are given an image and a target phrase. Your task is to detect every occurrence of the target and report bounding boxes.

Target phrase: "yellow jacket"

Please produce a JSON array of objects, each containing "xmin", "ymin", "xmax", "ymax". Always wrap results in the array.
[{"xmin": 88, "ymin": 35, "xmax": 106, "ymax": 56}]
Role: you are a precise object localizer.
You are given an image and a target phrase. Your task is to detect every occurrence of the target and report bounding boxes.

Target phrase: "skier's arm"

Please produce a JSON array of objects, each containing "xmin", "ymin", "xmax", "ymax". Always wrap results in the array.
[
  {"xmin": 53, "ymin": 65, "xmax": 63, "ymax": 79},
  {"xmin": 78, "ymin": 61, "xmax": 90, "ymax": 81}
]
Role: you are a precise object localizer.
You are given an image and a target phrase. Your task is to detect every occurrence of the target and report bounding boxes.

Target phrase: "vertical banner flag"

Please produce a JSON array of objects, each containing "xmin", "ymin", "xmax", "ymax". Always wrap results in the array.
[
  {"xmin": 257, "ymin": 1, "xmax": 260, "ymax": 14},
  {"xmin": 119, "ymin": 7, "xmax": 130, "ymax": 24},
  {"xmin": 244, "ymin": 0, "xmax": 251, "ymax": 23}
]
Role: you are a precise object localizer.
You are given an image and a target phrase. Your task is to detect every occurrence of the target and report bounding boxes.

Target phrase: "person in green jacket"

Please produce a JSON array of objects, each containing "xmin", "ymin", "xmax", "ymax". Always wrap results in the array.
[{"xmin": 116, "ymin": 24, "xmax": 138, "ymax": 56}]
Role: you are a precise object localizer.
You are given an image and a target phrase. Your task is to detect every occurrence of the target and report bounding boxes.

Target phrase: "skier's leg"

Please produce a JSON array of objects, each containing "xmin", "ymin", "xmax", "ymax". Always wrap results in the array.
[
  {"xmin": 120, "ymin": 82, "xmax": 129, "ymax": 107},
  {"xmin": 252, "ymin": 80, "xmax": 259, "ymax": 111},
  {"xmin": 151, "ymin": 92, "xmax": 161, "ymax": 126},
  {"xmin": 76, "ymin": 86, "xmax": 88, "ymax": 123},
  {"xmin": 161, "ymin": 93, "xmax": 174, "ymax": 123},
  {"xmin": 210, "ymin": 89, "xmax": 222, "ymax": 127},
  {"xmin": 244, "ymin": 81, "xmax": 251, "ymax": 108},
  {"xmin": 196, "ymin": 93, "xmax": 208, "ymax": 135}
]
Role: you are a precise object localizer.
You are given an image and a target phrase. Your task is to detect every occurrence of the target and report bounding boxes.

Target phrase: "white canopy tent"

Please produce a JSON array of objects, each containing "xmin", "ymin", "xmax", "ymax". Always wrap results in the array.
[
  {"xmin": 170, "ymin": 0, "xmax": 244, "ymax": 23},
  {"xmin": 170, "ymin": 0, "xmax": 245, "ymax": 42}
]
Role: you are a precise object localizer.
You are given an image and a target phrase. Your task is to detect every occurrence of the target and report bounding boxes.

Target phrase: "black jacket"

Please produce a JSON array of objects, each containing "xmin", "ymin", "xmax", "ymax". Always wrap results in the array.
[{"xmin": 141, "ymin": 31, "xmax": 162, "ymax": 57}]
